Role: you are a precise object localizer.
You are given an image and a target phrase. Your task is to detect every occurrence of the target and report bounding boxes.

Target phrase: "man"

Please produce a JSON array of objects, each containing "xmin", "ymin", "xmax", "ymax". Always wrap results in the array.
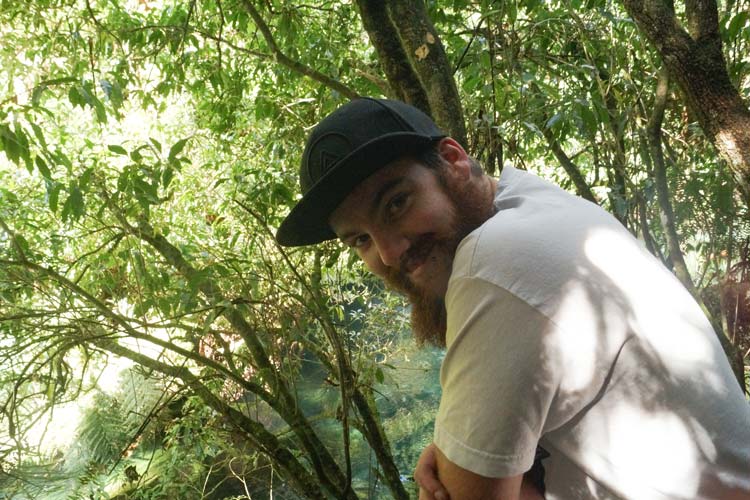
[{"xmin": 276, "ymin": 98, "xmax": 750, "ymax": 499}]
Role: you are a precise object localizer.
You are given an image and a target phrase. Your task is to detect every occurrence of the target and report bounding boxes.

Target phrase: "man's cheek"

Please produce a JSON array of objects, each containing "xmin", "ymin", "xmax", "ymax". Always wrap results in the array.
[{"xmin": 364, "ymin": 257, "xmax": 389, "ymax": 279}]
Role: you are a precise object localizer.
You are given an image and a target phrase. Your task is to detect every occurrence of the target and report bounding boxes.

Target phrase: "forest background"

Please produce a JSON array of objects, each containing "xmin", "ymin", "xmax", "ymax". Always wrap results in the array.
[{"xmin": 1, "ymin": 0, "xmax": 749, "ymax": 498}]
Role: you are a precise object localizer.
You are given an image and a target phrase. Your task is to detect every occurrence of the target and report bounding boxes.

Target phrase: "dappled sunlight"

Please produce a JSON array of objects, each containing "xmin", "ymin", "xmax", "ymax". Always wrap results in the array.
[
  {"xmin": 25, "ymin": 354, "xmax": 134, "ymax": 455},
  {"xmin": 583, "ymin": 227, "xmax": 718, "ymax": 367},
  {"xmin": 535, "ymin": 218, "xmax": 750, "ymax": 498},
  {"xmin": 716, "ymin": 130, "xmax": 742, "ymax": 165},
  {"xmin": 1, "ymin": 0, "xmax": 747, "ymax": 495},
  {"xmin": 606, "ymin": 407, "xmax": 700, "ymax": 494},
  {"xmin": 554, "ymin": 280, "xmax": 610, "ymax": 393}
]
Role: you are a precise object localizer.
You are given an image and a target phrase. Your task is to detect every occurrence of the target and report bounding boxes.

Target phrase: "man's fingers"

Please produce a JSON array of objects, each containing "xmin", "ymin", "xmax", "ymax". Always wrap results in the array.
[
  {"xmin": 419, "ymin": 487, "xmax": 448, "ymax": 500},
  {"xmin": 414, "ymin": 443, "xmax": 450, "ymax": 500}
]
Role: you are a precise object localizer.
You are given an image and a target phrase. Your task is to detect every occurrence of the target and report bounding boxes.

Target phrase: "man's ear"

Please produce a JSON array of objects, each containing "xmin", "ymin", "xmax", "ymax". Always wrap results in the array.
[{"xmin": 437, "ymin": 137, "xmax": 472, "ymax": 179}]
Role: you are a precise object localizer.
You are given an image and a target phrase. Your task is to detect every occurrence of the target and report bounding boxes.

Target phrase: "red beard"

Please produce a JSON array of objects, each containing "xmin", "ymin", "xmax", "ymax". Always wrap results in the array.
[{"xmin": 382, "ymin": 169, "xmax": 495, "ymax": 347}]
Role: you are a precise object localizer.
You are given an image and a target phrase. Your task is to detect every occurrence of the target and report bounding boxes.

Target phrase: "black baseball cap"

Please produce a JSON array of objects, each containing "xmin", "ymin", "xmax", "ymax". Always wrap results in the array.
[{"xmin": 276, "ymin": 98, "xmax": 446, "ymax": 246}]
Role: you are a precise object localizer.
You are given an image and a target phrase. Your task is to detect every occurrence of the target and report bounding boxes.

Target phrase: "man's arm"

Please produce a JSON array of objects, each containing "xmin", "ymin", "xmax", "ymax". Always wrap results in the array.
[
  {"xmin": 433, "ymin": 445, "xmax": 523, "ymax": 499},
  {"xmin": 416, "ymin": 443, "xmax": 545, "ymax": 500}
]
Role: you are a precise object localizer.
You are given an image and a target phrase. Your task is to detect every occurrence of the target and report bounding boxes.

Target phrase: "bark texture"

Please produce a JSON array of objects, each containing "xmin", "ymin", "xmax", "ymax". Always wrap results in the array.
[
  {"xmin": 356, "ymin": 0, "xmax": 430, "ymax": 109},
  {"xmin": 356, "ymin": 0, "xmax": 468, "ymax": 147},
  {"xmin": 622, "ymin": 0, "xmax": 750, "ymax": 204}
]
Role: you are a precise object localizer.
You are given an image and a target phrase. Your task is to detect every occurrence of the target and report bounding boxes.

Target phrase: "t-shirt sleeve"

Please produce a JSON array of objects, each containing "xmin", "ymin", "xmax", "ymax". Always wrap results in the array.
[{"xmin": 434, "ymin": 276, "xmax": 561, "ymax": 478}]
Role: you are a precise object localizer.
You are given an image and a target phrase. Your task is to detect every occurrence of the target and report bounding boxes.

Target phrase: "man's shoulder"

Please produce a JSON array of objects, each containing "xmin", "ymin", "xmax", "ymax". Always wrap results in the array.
[
  {"xmin": 451, "ymin": 167, "xmax": 628, "ymax": 309},
  {"xmin": 454, "ymin": 174, "xmax": 602, "ymax": 277}
]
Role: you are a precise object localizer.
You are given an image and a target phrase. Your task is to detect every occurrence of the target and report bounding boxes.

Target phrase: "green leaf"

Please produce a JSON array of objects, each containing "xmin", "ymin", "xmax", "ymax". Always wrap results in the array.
[
  {"xmin": 109, "ymin": 81, "xmax": 124, "ymax": 110},
  {"xmin": 0, "ymin": 124, "xmax": 20, "ymax": 165},
  {"xmin": 162, "ymin": 166, "xmax": 174, "ymax": 188},
  {"xmin": 35, "ymin": 156, "xmax": 52, "ymax": 179},
  {"xmin": 92, "ymin": 96, "xmax": 108, "ymax": 123},
  {"xmin": 507, "ymin": 1, "xmax": 517, "ymax": 23},
  {"xmin": 577, "ymin": 101, "xmax": 597, "ymax": 135},
  {"xmin": 68, "ymin": 85, "xmax": 85, "ymax": 108},
  {"xmin": 54, "ymin": 150, "xmax": 73, "ymax": 174},
  {"xmin": 117, "ymin": 168, "xmax": 131, "ymax": 192},
  {"xmin": 187, "ymin": 268, "xmax": 211, "ymax": 292},
  {"xmin": 545, "ymin": 113, "xmax": 563, "ymax": 129},
  {"xmin": 30, "ymin": 123, "xmax": 48, "ymax": 149},
  {"xmin": 108, "ymin": 144, "xmax": 128, "ymax": 155},
  {"xmin": 727, "ymin": 11, "xmax": 749, "ymax": 40},
  {"xmin": 31, "ymin": 84, "xmax": 48, "ymax": 106},
  {"xmin": 716, "ymin": 181, "xmax": 733, "ymax": 213},
  {"xmin": 168, "ymin": 138, "xmax": 189, "ymax": 161},
  {"xmin": 375, "ymin": 367, "xmax": 384, "ymax": 384},
  {"xmin": 16, "ymin": 124, "xmax": 33, "ymax": 173},
  {"xmin": 133, "ymin": 177, "xmax": 159, "ymax": 203},
  {"xmin": 522, "ymin": 121, "xmax": 543, "ymax": 137},
  {"xmin": 80, "ymin": 167, "xmax": 94, "ymax": 191},
  {"xmin": 46, "ymin": 181, "xmax": 61, "ymax": 212},
  {"xmin": 61, "ymin": 185, "xmax": 85, "ymax": 222},
  {"xmin": 14, "ymin": 234, "xmax": 30, "ymax": 257}
]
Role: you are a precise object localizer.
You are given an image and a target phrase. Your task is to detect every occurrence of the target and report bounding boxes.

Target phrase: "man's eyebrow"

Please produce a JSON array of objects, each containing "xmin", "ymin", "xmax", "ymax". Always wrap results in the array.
[
  {"xmin": 335, "ymin": 177, "xmax": 406, "ymax": 242},
  {"xmin": 371, "ymin": 177, "xmax": 406, "ymax": 214}
]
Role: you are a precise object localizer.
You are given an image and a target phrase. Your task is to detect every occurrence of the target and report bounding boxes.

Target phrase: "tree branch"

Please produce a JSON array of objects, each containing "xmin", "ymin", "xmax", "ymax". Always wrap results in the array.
[
  {"xmin": 386, "ymin": 1, "xmax": 468, "ymax": 146},
  {"xmin": 685, "ymin": 0, "xmax": 721, "ymax": 44},
  {"xmin": 356, "ymin": 0, "xmax": 429, "ymax": 107},
  {"xmin": 542, "ymin": 128, "xmax": 598, "ymax": 203},
  {"xmin": 622, "ymin": 0, "xmax": 750, "ymax": 203},
  {"xmin": 647, "ymin": 66, "xmax": 746, "ymax": 388},
  {"xmin": 99, "ymin": 192, "xmax": 356, "ymax": 499},
  {"xmin": 237, "ymin": 0, "xmax": 359, "ymax": 99},
  {"xmin": 0, "ymin": 216, "xmax": 29, "ymax": 262},
  {"xmin": 93, "ymin": 337, "xmax": 328, "ymax": 499}
]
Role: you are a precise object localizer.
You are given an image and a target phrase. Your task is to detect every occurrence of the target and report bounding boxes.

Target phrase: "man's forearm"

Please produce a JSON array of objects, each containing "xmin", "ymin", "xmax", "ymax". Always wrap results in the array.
[{"xmin": 434, "ymin": 445, "xmax": 524, "ymax": 500}]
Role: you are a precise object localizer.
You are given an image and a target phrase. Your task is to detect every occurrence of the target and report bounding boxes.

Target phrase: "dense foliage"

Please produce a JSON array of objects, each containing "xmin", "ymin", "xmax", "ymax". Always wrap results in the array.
[{"xmin": 1, "ymin": 0, "xmax": 748, "ymax": 498}]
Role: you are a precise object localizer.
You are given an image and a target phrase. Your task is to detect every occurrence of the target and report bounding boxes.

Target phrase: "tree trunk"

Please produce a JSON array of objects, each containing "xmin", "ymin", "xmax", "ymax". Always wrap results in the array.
[
  {"xmin": 357, "ymin": 0, "xmax": 468, "ymax": 147},
  {"xmin": 648, "ymin": 67, "xmax": 696, "ymax": 290},
  {"xmin": 621, "ymin": 0, "xmax": 750, "ymax": 205},
  {"xmin": 356, "ymin": 0, "xmax": 430, "ymax": 109},
  {"xmin": 648, "ymin": 65, "xmax": 746, "ymax": 389}
]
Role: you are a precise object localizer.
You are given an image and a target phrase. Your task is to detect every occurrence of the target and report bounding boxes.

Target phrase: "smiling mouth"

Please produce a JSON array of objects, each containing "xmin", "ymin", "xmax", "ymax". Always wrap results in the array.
[
  {"xmin": 401, "ymin": 234, "xmax": 437, "ymax": 276},
  {"xmin": 404, "ymin": 256, "xmax": 426, "ymax": 275}
]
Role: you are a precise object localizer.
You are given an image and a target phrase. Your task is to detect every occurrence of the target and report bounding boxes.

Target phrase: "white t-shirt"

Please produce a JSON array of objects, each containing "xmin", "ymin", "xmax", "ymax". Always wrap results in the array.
[{"xmin": 433, "ymin": 166, "xmax": 750, "ymax": 499}]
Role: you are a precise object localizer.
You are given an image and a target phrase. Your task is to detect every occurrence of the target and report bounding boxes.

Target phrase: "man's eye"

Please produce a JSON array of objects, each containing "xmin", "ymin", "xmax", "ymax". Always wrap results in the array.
[
  {"xmin": 351, "ymin": 234, "xmax": 370, "ymax": 248},
  {"xmin": 386, "ymin": 193, "xmax": 408, "ymax": 217}
]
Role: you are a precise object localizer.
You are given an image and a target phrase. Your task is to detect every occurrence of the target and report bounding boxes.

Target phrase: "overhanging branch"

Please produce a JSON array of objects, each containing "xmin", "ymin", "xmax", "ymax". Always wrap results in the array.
[{"xmin": 238, "ymin": 0, "xmax": 359, "ymax": 99}]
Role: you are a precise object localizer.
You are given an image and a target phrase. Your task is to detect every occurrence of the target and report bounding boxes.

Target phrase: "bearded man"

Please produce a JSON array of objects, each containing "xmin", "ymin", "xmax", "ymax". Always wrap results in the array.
[{"xmin": 276, "ymin": 98, "xmax": 750, "ymax": 500}]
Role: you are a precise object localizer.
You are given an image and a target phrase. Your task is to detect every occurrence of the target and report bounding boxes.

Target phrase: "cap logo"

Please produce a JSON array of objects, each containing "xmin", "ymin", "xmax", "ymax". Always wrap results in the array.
[
  {"xmin": 311, "ymin": 132, "xmax": 352, "ymax": 179},
  {"xmin": 320, "ymin": 149, "xmax": 341, "ymax": 173}
]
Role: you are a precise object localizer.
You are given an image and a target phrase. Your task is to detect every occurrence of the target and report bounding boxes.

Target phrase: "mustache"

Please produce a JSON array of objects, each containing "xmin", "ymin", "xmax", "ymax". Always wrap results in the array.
[
  {"xmin": 382, "ymin": 233, "xmax": 439, "ymax": 290},
  {"xmin": 399, "ymin": 233, "xmax": 438, "ymax": 274}
]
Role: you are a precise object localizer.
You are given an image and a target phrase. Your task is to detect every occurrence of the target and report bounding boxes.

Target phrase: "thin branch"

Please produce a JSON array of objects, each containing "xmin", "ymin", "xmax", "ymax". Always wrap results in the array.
[
  {"xmin": 93, "ymin": 338, "xmax": 328, "ymax": 498},
  {"xmin": 237, "ymin": 0, "xmax": 358, "ymax": 99},
  {"xmin": 685, "ymin": 0, "xmax": 721, "ymax": 43},
  {"xmin": 453, "ymin": 16, "xmax": 484, "ymax": 73},
  {"xmin": 178, "ymin": 0, "xmax": 197, "ymax": 55},
  {"xmin": 0, "ymin": 216, "xmax": 28, "ymax": 262}
]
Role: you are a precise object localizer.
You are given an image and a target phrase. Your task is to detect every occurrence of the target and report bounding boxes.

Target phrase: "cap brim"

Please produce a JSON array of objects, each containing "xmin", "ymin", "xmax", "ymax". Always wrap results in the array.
[{"xmin": 276, "ymin": 132, "xmax": 441, "ymax": 246}]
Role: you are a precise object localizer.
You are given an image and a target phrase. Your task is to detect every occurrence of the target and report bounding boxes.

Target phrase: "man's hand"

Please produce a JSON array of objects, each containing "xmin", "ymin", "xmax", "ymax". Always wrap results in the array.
[
  {"xmin": 415, "ymin": 443, "xmax": 545, "ymax": 499},
  {"xmin": 415, "ymin": 443, "xmax": 449, "ymax": 500}
]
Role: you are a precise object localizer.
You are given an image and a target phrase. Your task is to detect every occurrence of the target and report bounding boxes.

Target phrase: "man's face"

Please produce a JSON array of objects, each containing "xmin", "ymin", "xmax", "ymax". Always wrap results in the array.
[{"xmin": 329, "ymin": 153, "xmax": 491, "ymax": 346}]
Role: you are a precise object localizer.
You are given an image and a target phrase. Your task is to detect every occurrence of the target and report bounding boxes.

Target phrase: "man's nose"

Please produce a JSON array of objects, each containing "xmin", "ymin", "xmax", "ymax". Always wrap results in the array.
[{"xmin": 373, "ymin": 233, "xmax": 409, "ymax": 269}]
